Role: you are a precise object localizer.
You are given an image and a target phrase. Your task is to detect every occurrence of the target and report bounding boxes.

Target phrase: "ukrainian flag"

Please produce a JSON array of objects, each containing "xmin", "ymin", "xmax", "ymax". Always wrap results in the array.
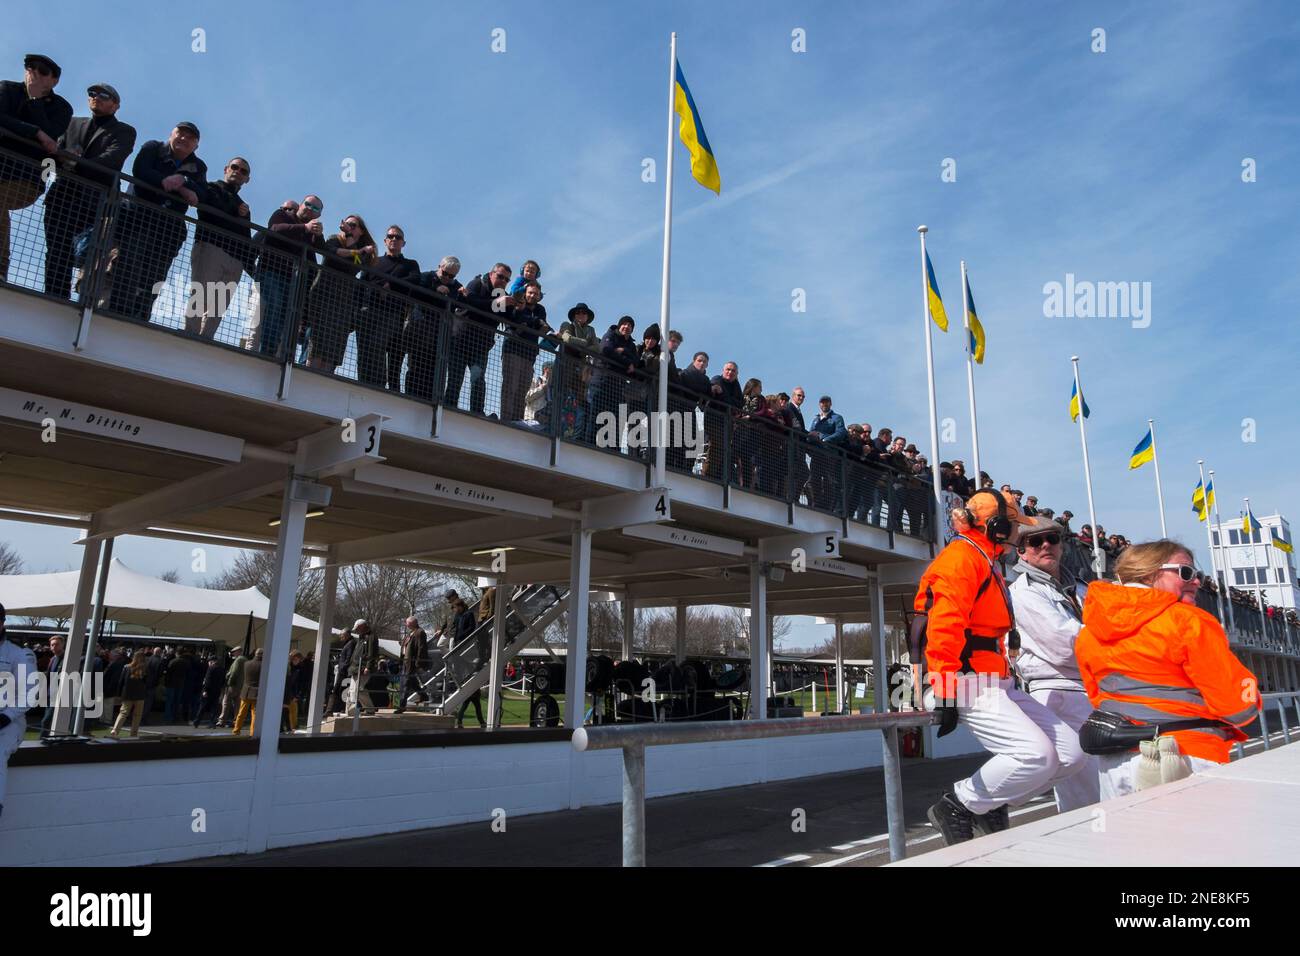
[
  {"xmin": 1192, "ymin": 480, "xmax": 1207, "ymax": 521},
  {"xmin": 1244, "ymin": 507, "xmax": 1261, "ymax": 537},
  {"xmin": 1069, "ymin": 380, "xmax": 1090, "ymax": 422},
  {"xmin": 925, "ymin": 251, "xmax": 948, "ymax": 331},
  {"xmin": 965, "ymin": 272, "xmax": 985, "ymax": 364},
  {"xmin": 674, "ymin": 60, "xmax": 720, "ymax": 194},
  {"xmin": 1273, "ymin": 528, "xmax": 1294, "ymax": 554},
  {"xmin": 1128, "ymin": 428, "xmax": 1155, "ymax": 470},
  {"xmin": 1205, "ymin": 479, "xmax": 1215, "ymax": 512}
]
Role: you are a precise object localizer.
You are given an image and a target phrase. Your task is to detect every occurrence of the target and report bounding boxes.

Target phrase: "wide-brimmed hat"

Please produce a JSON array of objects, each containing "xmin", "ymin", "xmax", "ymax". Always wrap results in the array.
[{"xmin": 567, "ymin": 302, "xmax": 594, "ymax": 321}]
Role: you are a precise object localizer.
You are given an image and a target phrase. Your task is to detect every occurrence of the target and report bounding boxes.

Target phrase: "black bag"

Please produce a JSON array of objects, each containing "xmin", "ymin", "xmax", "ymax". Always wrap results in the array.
[{"xmin": 1078, "ymin": 708, "xmax": 1228, "ymax": 756}]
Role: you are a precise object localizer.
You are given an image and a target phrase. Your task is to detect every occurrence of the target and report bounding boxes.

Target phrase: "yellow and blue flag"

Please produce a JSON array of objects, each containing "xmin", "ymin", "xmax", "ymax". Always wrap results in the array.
[
  {"xmin": 1069, "ymin": 380, "xmax": 1090, "ymax": 422},
  {"xmin": 1205, "ymin": 478, "xmax": 1215, "ymax": 512},
  {"xmin": 1273, "ymin": 528, "xmax": 1294, "ymax": 554},
  {"xmin": 965, "ymin": 272, "xmax": 985, "ymax": 364},
  {"xmin": 925, "ymin": 251, "xmax": 948, "ymax": 331},
  {"xmin": 674, "ymin": 60, "xmax": 720, "ymax": 194},
  {"xmin": 1128, "ymin": 428, "xmax": 1155, "ymax": 470},
  {"xmin": 1244, "ymin": 507, "xmax": 1261, "ymax": 538},
  {"xmin": 1192, "ymin": 480, "xmax": 1207, "ymax": 521}
]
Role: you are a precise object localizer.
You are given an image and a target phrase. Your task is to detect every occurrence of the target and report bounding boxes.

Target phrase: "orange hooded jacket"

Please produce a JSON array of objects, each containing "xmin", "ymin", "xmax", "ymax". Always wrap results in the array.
[
  {"xmin": 913, "ymin": 529, "xmax": 1013, "ymax": 682},
  {"xmin": 1075, "ymin": 581, "xmax": 1259, "ymax": 762}
]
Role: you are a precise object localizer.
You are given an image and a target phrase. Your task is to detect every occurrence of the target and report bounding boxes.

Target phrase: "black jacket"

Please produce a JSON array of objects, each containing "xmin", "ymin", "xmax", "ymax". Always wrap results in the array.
[
  {"xmin": 678, "ymin": 364, "xmax": 711, "ymax": 401},
  {"xmin": 195, "ymin": 179, "xmax": 253, "ymax": 266},
  {"xmin": 459, "ymin": 273, "xmax": 509, "ymax": 333},
  {"xmin": 257, "ymin": 206, "xmax": 324, "ymax": 278},
  {"xmin": 126, "ymin": 139, "xmax": 207, "ymax": 215},
  {"xmin": 365, "ymin": 253, "xmax": 422, "ymax": 292},
  {"xmin": 788, "ymin": 404, "xmax": 807, "ymax": 433},
  {"xmin": 503, "ymin": 302, "xmax": 550, "ymax": 360},
  {"xmin": 54, "ymin": 114, "xmax": 137, "ymax": 188},
  {"xmin": 0, "ymin": 80, "xmax": 72, "ymax": 186},
  {"xmin": 595, "ymin": 324, "xmax": 639, "ymax": 388},
  {"xmin": 709, "ymin": 374, "xmax": 743, "ymax": 411}
]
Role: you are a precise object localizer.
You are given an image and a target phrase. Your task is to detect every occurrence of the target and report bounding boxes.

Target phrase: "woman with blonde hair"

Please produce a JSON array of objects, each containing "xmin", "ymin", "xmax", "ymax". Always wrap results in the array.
[
  {"xmin": 1075, "ymin": 539, "xmax": 1260, "ymax": 798},
  {"xmin": 110, "ymin": 650, "xmax": 150, "ymax": 738}
]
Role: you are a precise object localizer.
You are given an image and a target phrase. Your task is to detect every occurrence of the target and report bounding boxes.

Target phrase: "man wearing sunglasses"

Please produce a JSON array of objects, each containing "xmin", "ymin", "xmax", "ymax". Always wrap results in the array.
[
  {"xmin": 43, "ymin": 83, "xmax": 136, "ymax": 300},
  {"xmin": 0, "ymin": 54, "xmax": 72, "ymax": 280},
  {"xmin": 189, "ymin": 157, "xmax": 254, "ymax": 338},
  {"xmin": 1009, "ymin": 516, "xmax": 1099, "ymax": 810},
  {"xmin": 360, "ymin": 225, "xmax": 421, "ymax": 390}
]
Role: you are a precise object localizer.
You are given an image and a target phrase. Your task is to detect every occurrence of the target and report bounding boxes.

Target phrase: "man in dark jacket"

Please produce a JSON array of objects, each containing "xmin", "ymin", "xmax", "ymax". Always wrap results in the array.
[
  {"xmin": 702, "ymin": 360, "xmax": 742, "ymax": 480},
  {"xmin": 408, "ymin": 255, "xmax": 462, "ymax": 401},
  {"xmin": 102, "ymin": 123, "xmax": 206, "ymax": 321},
  {"xmin": 164, "ymin": 649, "xmax": 190, "ymax": 723},
  {"xmin": 193, "ymin": 656, "xmax": 225, "ymax": 728},
  {"xmin": 444, "ymin": 263, "xmax": 511, "ymax": 415},
  {"xmin": 254, "ymin": 194, "xmax": 324, "ymax": 357},
  {"xmin": 0, "ymin": 54, "xmax": 71, "ymax": 279},
  {"xmin": 500, "ymin": 279, "xmax": 550, "ymax": 422},
  {"xmin": 42, "ymin": 82, "xmax": 135, "ymax": 300},
  {"xmin": 188, "ymin": 156, "xmax": 252, "ymax": 338},
  {"xmin": 590, "ymin": 316, "xmax": 639, "ymax": 448},
  {"xmin": 359, "ymin": 224, "xmax": 421, "ymax": 390},
  {"xmin": 807, "ymin": 395, "xmax": 847, "ymax": 511},
  {"xmin": 394, "ymin": 616, "xmax": 429, "ymax": 714},
  {"xmin": 231, "ymin": 648, "xmax": 263, "ymax": 736}
]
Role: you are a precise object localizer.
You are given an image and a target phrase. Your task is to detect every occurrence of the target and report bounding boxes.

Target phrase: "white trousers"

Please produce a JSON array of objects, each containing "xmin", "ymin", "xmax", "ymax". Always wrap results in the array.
[
  {"xmin": 1098, "ymin": 750, "xmax": 1219, "ymax": 800},
  {"xmin": 930, "ymin": 676, "xmax": 1088, "ymax": 814},
  {"xmin": 0, "ymin": 717, "xmax": 23, "ymax": 815},
  {"xmin": 1028, "ymin": 686, "xmax": 1101, "ymax": 812}
]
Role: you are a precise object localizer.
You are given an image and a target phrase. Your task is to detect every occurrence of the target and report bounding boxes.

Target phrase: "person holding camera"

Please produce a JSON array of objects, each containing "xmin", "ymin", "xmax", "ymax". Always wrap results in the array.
[{"xmin": 915, "ymin": 489, "xmax": 1087, "ymax": 845}]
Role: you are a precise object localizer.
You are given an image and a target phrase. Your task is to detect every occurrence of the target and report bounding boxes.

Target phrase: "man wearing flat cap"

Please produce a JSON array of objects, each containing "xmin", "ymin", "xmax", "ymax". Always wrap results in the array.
[
  {"xmin": 0, "ymin": 602, "xmax": 38, "ymax": 819},
  {"xmin": 43, "ymin": 82, "xmax": 137, "ymax": 300},
  {"xmin": 0, "ymin": 54, "xmax": 72, "ymax": 279},
  {"xmin": 102, "ymin": 121, "xmax": 207, "ymax": 321}
]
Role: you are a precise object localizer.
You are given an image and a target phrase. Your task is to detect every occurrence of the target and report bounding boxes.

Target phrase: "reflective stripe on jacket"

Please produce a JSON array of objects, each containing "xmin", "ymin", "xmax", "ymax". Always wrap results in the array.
[
  {"xmin": 1076, "ymin": 581, "xmax": 1259, "ymax": 762},
  {"xmin": 913, "ymin": 529, "xmax": 1012, "ymax": 679}
]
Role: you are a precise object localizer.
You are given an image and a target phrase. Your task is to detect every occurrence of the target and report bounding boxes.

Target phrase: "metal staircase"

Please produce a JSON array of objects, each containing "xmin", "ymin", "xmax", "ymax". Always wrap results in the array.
[{"xmin": 418, "ymin": 583, "xmax": 569, "ymax": 715}]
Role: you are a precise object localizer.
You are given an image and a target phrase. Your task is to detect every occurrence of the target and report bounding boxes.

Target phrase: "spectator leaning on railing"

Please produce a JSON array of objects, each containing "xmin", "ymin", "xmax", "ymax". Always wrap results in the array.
[
  {"xmin": 361, "ymin": 223, "xmax": 420, "ymax": 391},
  {"xmin": 188, "ymin": 155, "xmax": 252, "ymax": 338},
  {"xmin": 305, "ymin": 214, "xmax": 374, "ymax": 373},
  {"xmin": 0, "ymin": 54, "xmax": 71, "ymax": 279},
  {"xmin": 43, "ymin": 81, "xmax": 135, "ymax": 300},
  {"xmin": 255, "ymin": 194, "xmax": 325, "ymax": 357},
  {"xmin": 446, "ymin": 262, "xmax": 512, "ymax": 416},
  {"xmin": 102, "ymin": 122, "xmax": 206, "ymax": 322}
]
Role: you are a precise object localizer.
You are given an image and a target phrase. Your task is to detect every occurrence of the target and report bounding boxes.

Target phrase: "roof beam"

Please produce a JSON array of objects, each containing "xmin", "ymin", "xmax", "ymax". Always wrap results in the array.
[
  {"xmin": 333, "ymin": 515, "xmax": 575, "ymax": 566},
  {"xmin": 85, "ymin": 460, "xmax": 287, "ymax": 541}
]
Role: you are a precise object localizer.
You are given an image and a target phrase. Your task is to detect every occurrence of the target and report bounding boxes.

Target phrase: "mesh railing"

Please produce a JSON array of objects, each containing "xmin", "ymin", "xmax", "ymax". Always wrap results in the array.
[{"xmin": 0, "ymin": 137, "xmax": 934, "ymax": 541}]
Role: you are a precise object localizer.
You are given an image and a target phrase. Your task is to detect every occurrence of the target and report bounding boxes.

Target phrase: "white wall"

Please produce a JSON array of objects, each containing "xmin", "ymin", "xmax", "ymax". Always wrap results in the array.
[{"xmin": 2, "ymin": 728, "xmax": 978, "ymax": 866}]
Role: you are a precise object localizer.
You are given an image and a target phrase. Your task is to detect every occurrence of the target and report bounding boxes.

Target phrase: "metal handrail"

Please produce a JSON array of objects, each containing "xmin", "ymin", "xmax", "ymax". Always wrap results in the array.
[
  {"xmin": 571, "ymin": 710, "xmax": 937, "ymax": 866},
  {"xmin": 1256, "ymin": 691, "xmax": 1300, "ymax": 751}
]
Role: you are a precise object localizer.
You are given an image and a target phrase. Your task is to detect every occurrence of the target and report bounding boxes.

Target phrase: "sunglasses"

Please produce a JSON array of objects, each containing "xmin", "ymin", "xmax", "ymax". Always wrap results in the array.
[
  {"xmin": 385, "ymin": 234, "xmax": 404, "ymax": 241},
  {"xmin": 1023, "ymin": 532, "xmax": 1061, "ymax": 548},
  {"xmin": 1160, "ymin": 564, "xmax": 1203, "ymax": 582},
  {"xmin": 229, "ymin": 164, "xmax": 250, "ymax": 174},
  {"xmin": 89, "ymin": 91, "xmax": 115, "ymax": 102},
  {"xmin": 27, "ymin": 63, "xmax": 54, "ymax": 77},
  {"xmin": 304, "ymin": 202, "xmax": 322, "ymax": 213}
]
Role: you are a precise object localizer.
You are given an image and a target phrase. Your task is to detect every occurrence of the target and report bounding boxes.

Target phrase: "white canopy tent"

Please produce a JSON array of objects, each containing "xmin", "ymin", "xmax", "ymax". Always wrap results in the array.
[{"xmin": 0, "ymin": 559, "xmax": 321, "ymax": 647}]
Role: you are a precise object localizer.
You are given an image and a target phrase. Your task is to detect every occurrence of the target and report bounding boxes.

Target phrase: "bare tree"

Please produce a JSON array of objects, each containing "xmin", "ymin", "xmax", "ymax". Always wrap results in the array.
[
  {"xmin": 159, "ymin": 568, "xmax": 182, "ymax": 584},
  {"xmin": 206, "ymin": 550, "xmax": 324, "ymax": 621},
  {"xmin": 0, "ymin": 541, "xmax": 23, "ymax": 576},
  {"xmin": 336, "ymin": 564, "xmax": 449, "ymax": 642}
]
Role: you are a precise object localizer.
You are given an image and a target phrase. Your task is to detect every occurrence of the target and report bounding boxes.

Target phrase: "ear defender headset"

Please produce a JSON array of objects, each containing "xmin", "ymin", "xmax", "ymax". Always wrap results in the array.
[{"xmin": 964, "ymin": 489, "xmax": 1013, "ymax": 543}]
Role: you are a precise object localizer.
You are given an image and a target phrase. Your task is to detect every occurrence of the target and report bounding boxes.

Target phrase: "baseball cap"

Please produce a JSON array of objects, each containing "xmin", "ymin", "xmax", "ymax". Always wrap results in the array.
[{"xmin": 175, "ymin": 121, "xmax": 201, "ymax": 139}]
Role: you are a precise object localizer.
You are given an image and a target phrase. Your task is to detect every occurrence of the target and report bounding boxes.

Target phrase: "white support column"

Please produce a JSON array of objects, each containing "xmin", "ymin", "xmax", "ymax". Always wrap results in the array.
[
  {"xmin": 487, "ymin": 572, "xmax": 508, "ymax": 730},
  {"xmin": 307, "ymin": 561, "xmax": 338, "ymax": 734},
  {"xmin": 621, "ymin": 595, "xmax": 635, "ymax": 661},
  {"xmin": 52, "ymin": 537, "xmax": 104, "ymax": 735},
  {"xmin": 674, "ymin": 600, "xmax": 686, "ymax": 664},
  {"xmin": 564, "ymin": 528, "xmax": 592, "ymax": 728},
  {"xmin": 834, "ymin": 616, "xmax": 845, "ymax": 716},
  {"xmin": 749, "ymin": 563, "xmax": 768, "ymax": 719},
  {"xmin": 247, "ymin": 476, "xmax": 327, "ymax": 854},
  {"xmin": 73, "ymin": 537, "xmax": 114, "ymax": 734},
  {"xmin": 870, "ymin": 573, "xmax": 887, "ymax": 714}
]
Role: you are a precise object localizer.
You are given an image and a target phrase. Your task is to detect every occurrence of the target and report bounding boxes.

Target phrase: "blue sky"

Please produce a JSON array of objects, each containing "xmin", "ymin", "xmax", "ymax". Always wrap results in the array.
[{"xmin": 3, "ymin": 2, "xmax": 1298, "ymax": 646}]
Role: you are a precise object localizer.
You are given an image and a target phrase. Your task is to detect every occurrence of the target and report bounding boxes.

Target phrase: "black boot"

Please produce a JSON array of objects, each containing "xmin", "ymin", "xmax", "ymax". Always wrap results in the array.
[
  {"xmin": 974, "ymin": 804, "xmax": 1010, "ymax": 836},
  {"xmin": 926, "ymin": 791, "xmax": 976, "ymax": 846}
]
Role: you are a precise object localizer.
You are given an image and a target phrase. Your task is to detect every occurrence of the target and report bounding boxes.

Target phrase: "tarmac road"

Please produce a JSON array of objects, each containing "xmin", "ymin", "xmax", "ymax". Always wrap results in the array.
[{"xmin": 181, "ymin": 752, "xmax": 1060, "ymax": 868}]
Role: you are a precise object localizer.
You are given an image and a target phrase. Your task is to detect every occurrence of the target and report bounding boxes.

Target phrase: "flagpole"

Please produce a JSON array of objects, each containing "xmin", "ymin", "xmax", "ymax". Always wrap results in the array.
[
  {"xmin": 960, "ymin": 259, "xmax": 981, "ymax": 482},
  {"xmin": 1197, "ymin": 460, "xmax": 1225, "ymax": 625},
  {"xmin": 653, "ymin": 31, "xmax": 678, "ymax": 488},
  {"xmin": 1071, "ymin": 356, "xmax": 1103, "ymax": 575},
  {"xmin": 1208, "ymin": 468, "xmax": 1236, "ymax": 634},
  {"xmin": 1246, "ymin": 496, "xmax": 1268, "ymax": 636},
  {"xmin": 1148, "ymin": 418, "xmax": 1168, "ymax": 537},
  {"xmin": 918, "ymin": 226, "xmax": 944, "ymax": 530}
]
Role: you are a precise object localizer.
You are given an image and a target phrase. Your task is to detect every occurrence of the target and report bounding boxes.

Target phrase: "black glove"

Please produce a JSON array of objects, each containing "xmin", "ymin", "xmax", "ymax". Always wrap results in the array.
[
  {"xmin": 934, "ymin": 699, "xmax": 959, "ymax": 737},
  {"xmin": 0, "ymin": 714, "xmax": 10, "ymax": 731}
]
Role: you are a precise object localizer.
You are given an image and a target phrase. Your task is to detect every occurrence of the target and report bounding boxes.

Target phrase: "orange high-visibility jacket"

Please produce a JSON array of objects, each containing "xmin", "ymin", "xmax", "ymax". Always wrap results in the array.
[
  {"xmin": 913, "ymin": 530, "xmax": 1013, "ymax": 681},
  {"xmin": 1076, "ymin": 581, "xmax": 1259, "ymax": 762}
]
